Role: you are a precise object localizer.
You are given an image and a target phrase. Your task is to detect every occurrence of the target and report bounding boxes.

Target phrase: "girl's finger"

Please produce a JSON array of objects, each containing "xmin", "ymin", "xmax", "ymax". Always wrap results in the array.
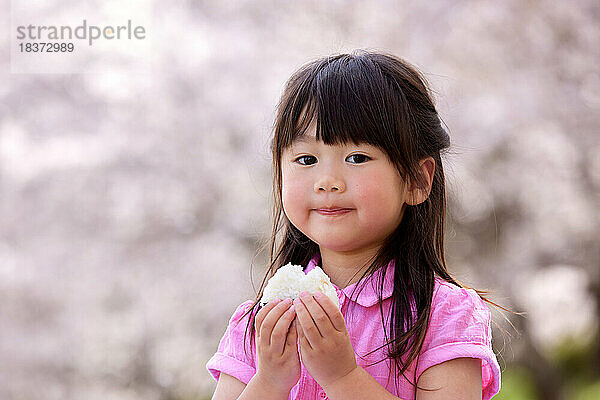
[
  {"xmin": 299, "ymin": 292, "xmax": 333, "ymax": 336},
  {"xmin": 286, "ymin": 318, "xmax": 298, "ymax": 350},
  {"xmin": 255, "ymin": 299, "xmax": 281, "ymax": 338},
  {"xmin": 293, "ymin": 297, "xmax": 321, "ymax": 347},
  {"xmin": 296, "ymin": 314, "xmax": 312, "ymax": 350},
  {"xmin": 260, "ymin": 298, "xmax": 293, "ymax": 342},
  {"xmin": 313, "ymin": 291, "xmax": 346, "ymax": 332},
  {"xmin": 270, "ymin": 303, "xmax": 296, "ymax": 355}
]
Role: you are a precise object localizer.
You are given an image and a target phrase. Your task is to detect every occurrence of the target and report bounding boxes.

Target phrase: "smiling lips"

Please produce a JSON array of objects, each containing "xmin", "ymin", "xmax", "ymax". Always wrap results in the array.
[{"xmin": 315, "ymin": 207, "xmax": 353, "ymax": 216}]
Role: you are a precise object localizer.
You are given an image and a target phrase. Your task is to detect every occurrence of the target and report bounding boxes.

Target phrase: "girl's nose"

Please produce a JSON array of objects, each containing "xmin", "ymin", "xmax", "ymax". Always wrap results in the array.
[{"xmin": 314, "ymin": 176, "xmax": 346, "ymax": 193}]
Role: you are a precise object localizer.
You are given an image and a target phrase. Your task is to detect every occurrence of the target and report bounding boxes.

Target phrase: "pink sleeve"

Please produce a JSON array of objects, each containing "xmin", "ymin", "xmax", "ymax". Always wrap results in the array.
[
  {"xmin": 417, "ymin": 282, "xmax": 501, "ymax": 399},
  {"xmin": 206, "ymin": 300, "xmax": 258, "ymax": 385}
]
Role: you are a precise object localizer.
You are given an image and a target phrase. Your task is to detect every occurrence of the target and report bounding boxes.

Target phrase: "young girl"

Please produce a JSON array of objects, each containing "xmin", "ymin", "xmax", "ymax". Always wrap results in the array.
[{"xmin": 207, "ymin": 50, "xmax": 504, "ymax": 400}]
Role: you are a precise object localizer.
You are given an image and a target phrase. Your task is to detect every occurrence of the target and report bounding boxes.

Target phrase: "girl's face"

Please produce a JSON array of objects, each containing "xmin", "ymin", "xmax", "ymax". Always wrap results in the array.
[{"xmin": 281, "ymin": 123, "xmax": 409, "ymax": 255}]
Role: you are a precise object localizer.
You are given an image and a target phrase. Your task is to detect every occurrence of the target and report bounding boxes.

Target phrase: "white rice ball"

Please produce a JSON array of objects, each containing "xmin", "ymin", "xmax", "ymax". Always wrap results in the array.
[{"xmin": 260, "ymin": 263, "xmax": 340, "ymax": 309}]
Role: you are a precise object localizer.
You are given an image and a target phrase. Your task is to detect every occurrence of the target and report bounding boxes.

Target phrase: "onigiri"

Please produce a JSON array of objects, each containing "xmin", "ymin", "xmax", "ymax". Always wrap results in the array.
[{"xmin": 260, "ymin": 263, "xmax": 340, "ymax": 309}]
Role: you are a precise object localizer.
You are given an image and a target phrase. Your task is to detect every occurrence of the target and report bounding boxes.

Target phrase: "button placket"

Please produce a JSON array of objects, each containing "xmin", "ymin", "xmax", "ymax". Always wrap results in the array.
[{"xmin": 296, "ymin": 364, "xmax": 309, "ymax": 399}]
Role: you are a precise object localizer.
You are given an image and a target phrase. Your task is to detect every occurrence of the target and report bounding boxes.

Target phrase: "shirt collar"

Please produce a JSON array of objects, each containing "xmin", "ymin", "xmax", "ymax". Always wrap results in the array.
[{"xmin": 305, "ymin": 252, "xmax": 395, "ymax": 307}]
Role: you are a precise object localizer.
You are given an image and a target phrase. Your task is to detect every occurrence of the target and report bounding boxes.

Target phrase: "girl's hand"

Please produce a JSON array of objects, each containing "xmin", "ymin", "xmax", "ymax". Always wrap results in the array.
[
  {"xmin": 254, "ymin": 298, "xmax": 300, "ymax": 394},
  {"xmin": 294, "ymin": 291, "xmax": 358, "ymax": 388}
]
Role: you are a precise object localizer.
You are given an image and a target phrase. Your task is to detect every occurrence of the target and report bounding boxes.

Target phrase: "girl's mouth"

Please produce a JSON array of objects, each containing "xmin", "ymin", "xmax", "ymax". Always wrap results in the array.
[{"xmin": 315, "ymin": 208, "xmax": 353, "ymax": 216}]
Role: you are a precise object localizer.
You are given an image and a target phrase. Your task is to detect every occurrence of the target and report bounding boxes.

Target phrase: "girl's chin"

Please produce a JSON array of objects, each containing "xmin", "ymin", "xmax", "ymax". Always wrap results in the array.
[{"xmin": 312, "ymin": 238, "xmax": 365, "ymax": 253}]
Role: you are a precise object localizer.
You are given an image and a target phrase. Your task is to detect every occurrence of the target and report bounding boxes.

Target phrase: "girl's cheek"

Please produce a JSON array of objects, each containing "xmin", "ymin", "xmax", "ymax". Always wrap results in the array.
[
  {"xmin": 354, "ymin": 178, "xmax": 395, "ymax": 217},
  {"xmin": 354, "ymin": 177, "xmax": 379, "ymax": 203},
  {"xmin": 282, "ymin": 172, "xmax": 303, "ymax": 195},
  {"xmin": 282, "ymin": 178, "xmax": 309, "ymax": 215},
  {"xmin": 283, "ymin": 167, "xmax": 312, "ymax": 193}
]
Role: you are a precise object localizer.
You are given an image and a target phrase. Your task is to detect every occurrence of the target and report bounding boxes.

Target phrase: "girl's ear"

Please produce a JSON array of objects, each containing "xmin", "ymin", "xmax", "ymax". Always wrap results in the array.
[{"xmin": 406, "ymin": 157, "xmax": 435, "ymax": 206}]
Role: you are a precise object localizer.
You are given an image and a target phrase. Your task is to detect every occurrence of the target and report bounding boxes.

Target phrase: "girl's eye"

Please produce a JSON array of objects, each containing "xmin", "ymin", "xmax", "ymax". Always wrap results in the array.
[
  {"xmin": 346, "ymin": 154, "xmax": 371, "ymax": 164},
  {"xmin": 294, "ymin": 155, "xmax": 317, "ymax": 165}
]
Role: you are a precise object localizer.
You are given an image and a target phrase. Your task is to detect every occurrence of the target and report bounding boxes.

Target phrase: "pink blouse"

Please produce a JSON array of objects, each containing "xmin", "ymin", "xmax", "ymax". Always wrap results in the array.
[{"xmin": 207, "ymin": 253, "xmax": 501, "ymax": 399}]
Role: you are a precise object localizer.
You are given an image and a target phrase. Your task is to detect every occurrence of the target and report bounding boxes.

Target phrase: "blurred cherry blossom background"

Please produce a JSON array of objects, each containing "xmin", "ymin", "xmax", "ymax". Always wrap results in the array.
[{"xmin": 1, "ymin": 1, "xmax": 599, "ymax": 399}]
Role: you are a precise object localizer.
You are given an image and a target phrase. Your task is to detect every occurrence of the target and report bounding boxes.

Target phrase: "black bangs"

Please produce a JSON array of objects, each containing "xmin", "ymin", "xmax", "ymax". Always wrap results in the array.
[{"xmin": 280, "ymin": 54, "xmax": 406, "ymax": 154}]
